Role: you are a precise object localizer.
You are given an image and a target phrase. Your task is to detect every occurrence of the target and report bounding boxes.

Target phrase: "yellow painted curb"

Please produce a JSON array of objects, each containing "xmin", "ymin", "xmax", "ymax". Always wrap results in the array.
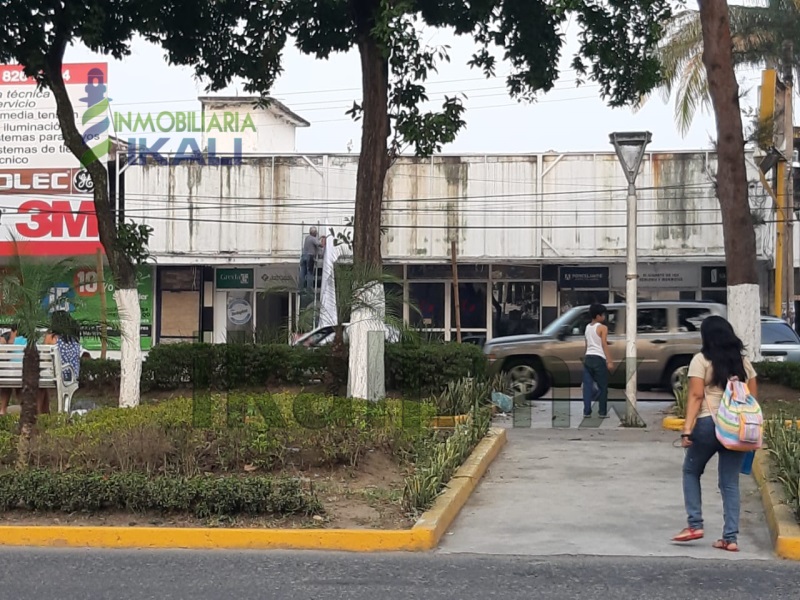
[
  {"xmin": 662, "ymin": 416, "xmax": 685, "ymax": 432},
  {"xmin": 431, "ymin": 414, "xmax": 469, "ymax": 429},
  {"xmin": 0, "ymin": 427, "xmax": 507, "ymax": 552},
  {"xmin": 752, "ymin": 449, "xmax": 800, "ymax": 560},
  {"xmin": 414, "ymin": 426, "xmax": 507, "ymax": 543}
]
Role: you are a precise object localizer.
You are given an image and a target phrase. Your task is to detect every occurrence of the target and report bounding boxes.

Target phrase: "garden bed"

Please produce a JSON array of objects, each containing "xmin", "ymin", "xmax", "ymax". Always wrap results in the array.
[{"xmin": 0, "ymin": 391, "xmax": 492, "ymax": 530}]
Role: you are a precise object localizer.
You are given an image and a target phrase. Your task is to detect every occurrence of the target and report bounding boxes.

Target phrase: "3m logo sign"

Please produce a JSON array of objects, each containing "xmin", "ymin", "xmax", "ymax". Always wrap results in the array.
[{"xmin": 15, "ymin": 199, "xmax": 98, "ymax": 239}]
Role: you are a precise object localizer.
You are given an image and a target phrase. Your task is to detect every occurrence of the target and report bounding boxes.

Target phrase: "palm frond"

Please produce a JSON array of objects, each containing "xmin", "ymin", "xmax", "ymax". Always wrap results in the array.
[{"xmin": 646, "ymin": 1, "xmax": 800, "ymax": 133}]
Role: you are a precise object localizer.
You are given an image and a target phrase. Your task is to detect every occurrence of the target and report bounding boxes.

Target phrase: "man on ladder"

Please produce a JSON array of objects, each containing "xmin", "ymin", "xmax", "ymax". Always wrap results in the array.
[{"xmin": 300, "ymin": 227, "xmax": 325, "ymax": 291}]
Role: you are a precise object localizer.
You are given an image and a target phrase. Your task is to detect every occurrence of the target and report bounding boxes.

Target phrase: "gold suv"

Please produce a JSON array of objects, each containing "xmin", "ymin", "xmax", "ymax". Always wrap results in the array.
[{"xmin": 483, "ymin": 302, "xmax": 727, "ymax": 398}]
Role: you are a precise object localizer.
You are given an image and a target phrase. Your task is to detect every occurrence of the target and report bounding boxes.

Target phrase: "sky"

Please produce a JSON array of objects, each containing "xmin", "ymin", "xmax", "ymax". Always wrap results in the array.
[{"xmin": 63, "ymin": 19, "xmax": 764, "ymax": 156}]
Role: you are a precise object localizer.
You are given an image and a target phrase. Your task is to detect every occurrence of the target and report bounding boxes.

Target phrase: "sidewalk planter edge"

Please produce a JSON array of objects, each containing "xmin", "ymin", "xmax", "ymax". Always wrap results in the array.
[
  {"xmin": 752, "ymin": 449, "xmax": 800, "ymax": 560},
  {"xmin": 0, "ymin": 428, "xmax": 507, "ymax": 552},
  {"xmin": 662, "ymin": 416, "xmax": 685, "ymax": 432}
]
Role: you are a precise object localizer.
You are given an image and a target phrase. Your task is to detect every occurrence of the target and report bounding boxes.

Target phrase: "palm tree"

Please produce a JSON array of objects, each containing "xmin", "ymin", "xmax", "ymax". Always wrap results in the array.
[
  {"xmin": 652, "ymin": 0, "xmax": 800, "ymax": 134},
  {"xmin": 0, "ymin": 241, "xmax": 78, "ymax": 467}
]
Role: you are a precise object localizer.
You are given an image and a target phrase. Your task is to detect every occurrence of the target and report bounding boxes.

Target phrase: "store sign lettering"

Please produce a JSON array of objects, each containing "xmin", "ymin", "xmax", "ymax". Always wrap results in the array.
[
  {"xmin": 15, "ymin": 199, "xmax": 98, "ymax": 238},
  {"xmin": 0, "ymin": 171, "xmax": 69, "ymax": 192}
]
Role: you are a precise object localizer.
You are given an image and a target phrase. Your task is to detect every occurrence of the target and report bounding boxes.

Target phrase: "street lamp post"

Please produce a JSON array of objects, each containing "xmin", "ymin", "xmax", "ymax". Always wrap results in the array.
[{"xmin": 609, "ymin": 131, "xmax": 652, "ymax": 421}]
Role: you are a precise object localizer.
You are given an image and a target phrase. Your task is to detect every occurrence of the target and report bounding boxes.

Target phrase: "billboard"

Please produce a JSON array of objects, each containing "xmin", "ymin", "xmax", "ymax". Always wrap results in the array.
[{"xmin": 0, "ymin": 63, "xmax": 108, "ymax": 256}]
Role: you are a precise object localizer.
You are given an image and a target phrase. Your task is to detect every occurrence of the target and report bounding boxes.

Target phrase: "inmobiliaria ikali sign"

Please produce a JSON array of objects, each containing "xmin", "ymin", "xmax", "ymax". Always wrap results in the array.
[{"xmin": 0, "ymin": 63, "xmax": 108, "ymax": 256}]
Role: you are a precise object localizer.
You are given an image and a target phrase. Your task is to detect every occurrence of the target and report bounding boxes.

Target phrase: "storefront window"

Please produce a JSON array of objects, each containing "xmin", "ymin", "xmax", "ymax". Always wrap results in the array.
[
  {"xmin": 492, "ymin": 282, "xmax": 540, "ymax": 336},
  {"xmin": 256, "ymin": 292, "xmax": 289, "ymax": 343},
  {"xmin": 158, "ymin": 267, "xmax": 201, "ymax": 343},
  {"xmin": 409, "ymin": 282, "xmax": 445, "ymax": 329},
  {"xmin": 451, "ymin": 283, "xmax": 487, "ymax": 330},
  {"xmin": 560, "ymin": 290, "xmax": 609, "ymax": 314}
]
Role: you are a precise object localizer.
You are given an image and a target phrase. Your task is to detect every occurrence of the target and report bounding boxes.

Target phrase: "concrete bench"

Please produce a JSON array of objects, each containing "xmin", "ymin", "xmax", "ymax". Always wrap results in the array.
[{"xmin": 0, "ymin": 344, "xmax": 79, "ymax": 413}]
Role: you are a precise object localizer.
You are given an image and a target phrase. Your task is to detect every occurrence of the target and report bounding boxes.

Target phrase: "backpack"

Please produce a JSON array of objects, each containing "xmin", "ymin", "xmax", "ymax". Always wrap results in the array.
[{"xmin": 710, "ymin": 377, "xmax": 763, "ymax": 451}]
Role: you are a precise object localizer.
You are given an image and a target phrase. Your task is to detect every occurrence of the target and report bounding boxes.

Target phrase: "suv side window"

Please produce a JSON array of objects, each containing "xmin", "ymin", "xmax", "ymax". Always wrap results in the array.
[
  {"xmin": 677, "ymin": 307, "xmax": 713, "ymax": 332},
  {"xmin": 637, "ymin": 308, "xmax": 668, "ymax": 333},
  {"xmin": 568, "ymin": 309, "xmax": 619, "ymax": 336}
]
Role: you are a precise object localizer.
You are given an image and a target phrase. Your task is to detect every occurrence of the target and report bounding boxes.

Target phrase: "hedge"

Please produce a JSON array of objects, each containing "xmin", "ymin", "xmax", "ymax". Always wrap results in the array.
[
  {"xmin": 79, "ymin": 342, "xmax": 486, "ymax": 396},
  {"xmin": 0, "ymin": 470, "xmax": 321, "ymax": 518},
  {"xmin": 753, "ymin": 361, "xmax": 800, "ymax": 390}
]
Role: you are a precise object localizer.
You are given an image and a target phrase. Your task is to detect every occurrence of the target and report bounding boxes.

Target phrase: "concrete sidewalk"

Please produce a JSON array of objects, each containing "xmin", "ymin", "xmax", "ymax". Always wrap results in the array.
[{"xmin": 439, "ymin": 426, "xmax": 774, "ymax": 560}]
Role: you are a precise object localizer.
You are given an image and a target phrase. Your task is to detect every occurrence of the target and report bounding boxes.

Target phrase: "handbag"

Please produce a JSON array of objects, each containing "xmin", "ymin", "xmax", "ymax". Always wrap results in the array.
[{"xmin": 706, "ymin": 377, "xmax": 763, "ymax": 451}]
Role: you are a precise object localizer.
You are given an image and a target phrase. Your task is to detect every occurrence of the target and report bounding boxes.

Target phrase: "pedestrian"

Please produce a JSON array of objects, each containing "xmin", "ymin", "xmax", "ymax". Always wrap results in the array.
[
  {"xmin": 38, "ymin": 311, "xmax": 81, "ymax": 415},
  {"xmin": 672, "ymin": 315, "xmax": 757, "ymax": 552},
  {"xmin": 299, "ymin": 227, "xmax": 325, "ymax": 290},
  {"xmin": 582, "ymin": 303, "xmax": 613, "ymax": 418},
  {"xmin": 0, "ymin": 324, "xmax": 25, "ymax": 416}
]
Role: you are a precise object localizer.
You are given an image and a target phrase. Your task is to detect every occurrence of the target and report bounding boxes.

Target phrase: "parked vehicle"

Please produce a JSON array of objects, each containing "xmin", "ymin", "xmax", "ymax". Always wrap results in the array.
[
  {"xmin": 760, "ymin": 316, "xmax": 800, "ymax": 363},
  {"xmin": 291, "ymin": 323, "xmax": 401, "ymax": 348},
  {"xmin": 482, "ymin": 301, "xmax": 727, "ymax": 398}
]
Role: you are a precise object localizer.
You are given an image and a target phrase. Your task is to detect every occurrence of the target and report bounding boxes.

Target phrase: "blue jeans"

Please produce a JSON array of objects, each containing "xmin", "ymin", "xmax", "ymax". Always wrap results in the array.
[
  {"xmin": 582, "ymin": 355, "xmax": 608, "ymax": 416},
  {"xmin": 299, "ymin": 255, "xmax": 315, "ymax": 290},
  {"xmin": 682, "ymin": 416, "xmax": 746, "ymax": 542}
]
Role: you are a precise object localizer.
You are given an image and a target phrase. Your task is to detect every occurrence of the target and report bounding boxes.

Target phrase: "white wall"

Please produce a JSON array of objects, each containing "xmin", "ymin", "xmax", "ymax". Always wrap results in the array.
[
  {"xmin": 200, "ymin": 103, "xmax": 298, "ymax": 154},
  {"xmin": 125, "ymin": 151, "xmax": 775, "ymax": 265}
]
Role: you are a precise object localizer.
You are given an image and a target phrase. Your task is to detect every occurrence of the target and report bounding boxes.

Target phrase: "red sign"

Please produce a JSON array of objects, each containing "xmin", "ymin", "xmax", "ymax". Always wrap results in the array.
[
  {"xmin": 0, "ymin": 63, "xmax": 107, "ymax": 86},
  {"xmin": 0, "ymin": 197, "xmax": 103, "ymax": 256}
]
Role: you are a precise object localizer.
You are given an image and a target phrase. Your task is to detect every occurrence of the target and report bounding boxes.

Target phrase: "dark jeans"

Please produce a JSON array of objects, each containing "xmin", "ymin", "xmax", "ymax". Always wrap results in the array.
[
  {"xmin": 582, "ymin": 355, "xmax": 608, "ymax": 416},
  {"xmin": 682, "ymin": 416, "xmax": 745, "ymax": 542},
  {"xmin": 299, "ymin": 255, "xmax": 315, "ymax": 290}
]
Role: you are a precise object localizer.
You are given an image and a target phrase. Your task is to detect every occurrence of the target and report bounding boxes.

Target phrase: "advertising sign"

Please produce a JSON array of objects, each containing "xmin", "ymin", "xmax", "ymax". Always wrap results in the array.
[
  {"xmin": 0, "ymin": 63, "xmax": 108, "ymax": 256},
  {"xmin": 0, "ymin": 264, "xmax": 153, "ymax": 350}
]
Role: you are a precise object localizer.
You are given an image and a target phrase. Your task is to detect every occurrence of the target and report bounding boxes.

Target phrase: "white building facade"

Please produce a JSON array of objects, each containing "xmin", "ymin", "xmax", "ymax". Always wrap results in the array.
[{"xmin": 125, "ymin": 148, "xmax": 777, "ymax": 345}]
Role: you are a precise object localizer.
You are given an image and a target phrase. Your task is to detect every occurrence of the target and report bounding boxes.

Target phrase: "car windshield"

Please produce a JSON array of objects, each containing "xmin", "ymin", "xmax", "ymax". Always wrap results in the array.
[
  {"xmin": 542, "ymin": 307, "xmax": 583, "ymax": 337},
  {"xmin": 761, "ymin": 321, "xmax": 800, "ymax": 345}
]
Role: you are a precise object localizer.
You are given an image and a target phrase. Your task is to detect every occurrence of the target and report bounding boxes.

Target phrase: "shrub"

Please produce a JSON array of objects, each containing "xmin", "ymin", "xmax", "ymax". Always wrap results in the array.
[
  {"xmin": 79, "ymin": 358, "xmax": 121, "ymax": 393},
  {"xmin": 764, "ymin": 417, "xmax": 800, "ymax": 522},
  {"xmin": 0, "ymin": 469, "xmax": 322, "ymax": 518},
  {"xmin": 11, "ymin": 394, "xmax": 437, "ymax": 476},
  {"xmin": 124, "ymin": 342, "xmax": 486, "ymax": 395},
  {"xmin": 754, "ymin": 361, "xmax": 800, "ymax": 390}
]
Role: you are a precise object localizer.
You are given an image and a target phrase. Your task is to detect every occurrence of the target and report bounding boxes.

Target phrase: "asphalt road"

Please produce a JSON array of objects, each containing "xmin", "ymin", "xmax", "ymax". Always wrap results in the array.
[{"xmin": 0, "ymin": 549, "xmax": 796, "ymax": 599}]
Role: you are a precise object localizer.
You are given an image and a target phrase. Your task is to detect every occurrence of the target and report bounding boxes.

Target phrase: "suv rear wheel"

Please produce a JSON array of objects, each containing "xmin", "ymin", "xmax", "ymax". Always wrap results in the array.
[
  {"xmin": 663, "ymin": 357, "xmax": 691, "ymax": 392},
  {"xmin": 503, "ymin": 357, "xmax": 549, "ymax": 399}
]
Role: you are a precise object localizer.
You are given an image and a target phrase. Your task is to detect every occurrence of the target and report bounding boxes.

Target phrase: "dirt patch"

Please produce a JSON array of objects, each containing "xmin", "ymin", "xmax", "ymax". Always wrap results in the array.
[
  {"xmin": 0, "ymin": 451, "xmax": 415, "ymax": 530},
  {"xmin": 757, "ymin": 382, "xmax": 800, "ymax": 418}
]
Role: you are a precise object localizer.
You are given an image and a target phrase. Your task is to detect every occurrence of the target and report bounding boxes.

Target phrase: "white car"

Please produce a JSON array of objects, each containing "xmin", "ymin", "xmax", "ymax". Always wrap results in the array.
[{"xmin": 291, "ymin": 323, "xmax": 401, "ymax": 347}]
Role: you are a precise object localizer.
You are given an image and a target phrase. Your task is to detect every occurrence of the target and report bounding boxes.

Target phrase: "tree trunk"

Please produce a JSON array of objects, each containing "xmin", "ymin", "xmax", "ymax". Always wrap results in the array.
[
  {"xmin": 353, "ymin": 33, "xmax": 390, "ymax": 268},
  {"xmin": 44, "ymin": 57, "xmax": 143, "ymax": 404},
  {"xmin": 15, "ymin": 344, "xmax": 40, "ymax": 470},
  {"xmin": 348, "ymin": 24, "xmax": 390, "ymax": 400},
  {"xmin": 698, "ymin": 0, "xmax": 762, "ymax": 359}
]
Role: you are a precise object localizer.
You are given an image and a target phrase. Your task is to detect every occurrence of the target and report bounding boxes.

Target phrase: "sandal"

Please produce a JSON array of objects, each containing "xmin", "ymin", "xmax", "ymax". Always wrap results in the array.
[
  {"xmin": 713, "ymin": 539, "xmax": 739, "ymax": 552},
  {"xmin": 672, "ymin": 528, "xmax": 704, "ymax": 542}
]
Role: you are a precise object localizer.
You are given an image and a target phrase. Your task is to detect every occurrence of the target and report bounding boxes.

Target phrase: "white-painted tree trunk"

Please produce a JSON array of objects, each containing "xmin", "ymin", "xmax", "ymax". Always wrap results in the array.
[
  {"xmin": 347, "ymin": 283, "xmax": 385, "ymax": 401},
  {"xmin": 115, "ymin": 287, "xmax": 142, "ymax": 408},
  {"xmin": 727, "ymin": 283, "xmax": 762, "ymax": 362}
]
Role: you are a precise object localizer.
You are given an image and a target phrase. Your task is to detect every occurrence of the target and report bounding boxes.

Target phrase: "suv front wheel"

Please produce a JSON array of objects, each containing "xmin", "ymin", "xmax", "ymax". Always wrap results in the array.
[
  {"xmin": 503, "ymin": 357, "xmax": 550, "ymax": 399},
  {"xmin": 663, "ymin": 357, "xmax": 692, "ymax": 393}
]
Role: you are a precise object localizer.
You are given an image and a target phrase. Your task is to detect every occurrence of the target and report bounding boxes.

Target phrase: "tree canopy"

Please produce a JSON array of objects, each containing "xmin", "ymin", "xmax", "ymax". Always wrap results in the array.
[{"xmin": 651, "ymin": 0, "xmax": 800, "ymax": 134}]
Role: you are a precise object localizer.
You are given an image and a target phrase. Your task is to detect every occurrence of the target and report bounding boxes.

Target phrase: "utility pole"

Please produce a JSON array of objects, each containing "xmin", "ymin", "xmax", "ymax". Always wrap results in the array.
[{"xmin": 782, "ymin": 41, "xmax": 795, "ymax": 326}]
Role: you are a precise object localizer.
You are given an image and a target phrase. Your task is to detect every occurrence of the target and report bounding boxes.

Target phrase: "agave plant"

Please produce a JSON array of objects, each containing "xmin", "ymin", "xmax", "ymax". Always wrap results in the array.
[{"xmin": 672, "ymin": 367, "xmax": 690, "ymax": 419}]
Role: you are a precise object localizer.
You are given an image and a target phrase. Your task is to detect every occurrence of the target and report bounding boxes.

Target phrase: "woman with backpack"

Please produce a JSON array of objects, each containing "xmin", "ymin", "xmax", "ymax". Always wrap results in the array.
[{"xmin": 672, "ymin": 315, "xmax": 759, "ymax": 552}]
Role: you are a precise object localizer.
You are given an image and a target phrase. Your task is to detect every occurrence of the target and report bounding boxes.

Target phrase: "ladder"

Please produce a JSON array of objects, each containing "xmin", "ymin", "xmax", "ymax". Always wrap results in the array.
[{"xmin": 299, "ymin": 222, "xmax": 324, "ymax": 331}]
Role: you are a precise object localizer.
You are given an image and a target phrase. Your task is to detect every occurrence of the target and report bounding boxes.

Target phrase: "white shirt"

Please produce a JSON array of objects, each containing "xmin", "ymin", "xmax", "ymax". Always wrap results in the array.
[{"xmin": 585, "ymin": 322, "xmax": 605, "ymax": 358}]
